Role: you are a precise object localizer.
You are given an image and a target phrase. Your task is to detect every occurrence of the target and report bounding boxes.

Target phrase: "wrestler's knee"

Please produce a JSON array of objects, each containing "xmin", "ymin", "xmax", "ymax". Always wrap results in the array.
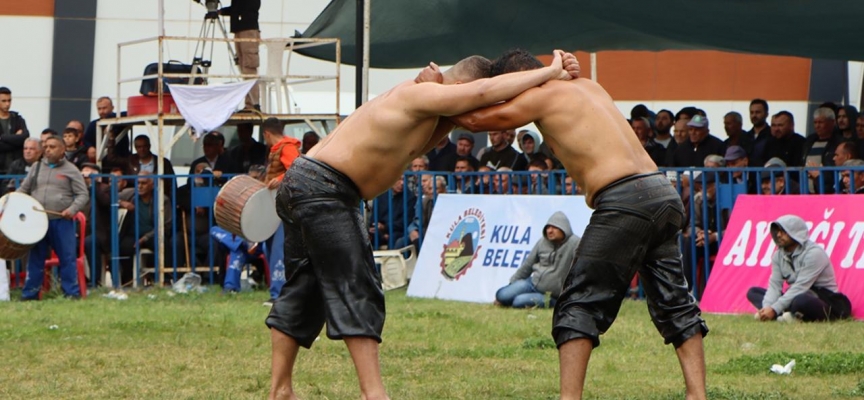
[
  {"xmin": 666, "ymin": 320, "xmax": 709, "ymax": 348},
  {"xmin": 552, "ymin": 305, "xmax": 604, "ymax": 348}
]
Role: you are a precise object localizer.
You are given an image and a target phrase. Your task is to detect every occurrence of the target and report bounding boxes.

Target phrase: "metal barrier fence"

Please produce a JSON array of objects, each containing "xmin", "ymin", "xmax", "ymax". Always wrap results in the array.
[{"xmin": 2, "ymin": 166, "xmax": 863, "ymax": 295}]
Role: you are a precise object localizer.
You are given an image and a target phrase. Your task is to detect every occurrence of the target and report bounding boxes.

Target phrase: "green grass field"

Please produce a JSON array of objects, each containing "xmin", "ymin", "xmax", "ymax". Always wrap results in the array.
[{"xmin": 0, "ymin": 287, "xmax": 861, "ymax": 399}]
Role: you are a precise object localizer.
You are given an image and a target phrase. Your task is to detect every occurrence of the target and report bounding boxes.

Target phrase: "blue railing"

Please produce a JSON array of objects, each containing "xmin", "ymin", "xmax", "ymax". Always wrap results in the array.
[{"xmin": 2, "ymin": 165, "xmax": 863, "ymax": 295}]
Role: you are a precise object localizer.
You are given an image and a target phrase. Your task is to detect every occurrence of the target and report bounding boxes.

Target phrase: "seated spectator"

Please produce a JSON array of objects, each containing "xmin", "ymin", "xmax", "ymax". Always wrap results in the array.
[
  {"xmin": 747, "ymin": 215, "xmax": 852, "ymax": 322},
  {"xmin": 495, "ymin": 211, "xmax": 580, "ymax": 308},
  {"xmin": 671, "ymin": 115, "xmax": 726, "ymax": 167},
  {"xmin": 62, "ymin": 127, "xmax": 89, "ymax": 169},
  {"xmin": 175, "ymin": 162, "xmax": 217, "ymax": 268},
  {"xmin": 841, "ymin": 159, "xmax": 864, "ymax": 194},
  {"xmin": 475, "ymin": 165, "xmax": 496, "ymax": 194},
  {"xmin": 804, "ymin": 107, "xmax": 843, "ymax": 194},
  {"xmin": 703, "ymin": 154, "xmax": 725, "ymax": 168},
  {"xmin": 517, "ymin": 130, "xmax": 540, "ymax": 165},
  {"xmin": 760, "ymin": 161, "xmax": 801, "ymax": 195},
  {"xmin": 562, "ymin": 174, "xmax": 582, "ymax": 195},
  {"xmin": 723, "ymin": 145, "xmax": 759, "ymax": 193},
  {"xmin": 526, "ymin": 158, "xmax": 549, "ymax": 194},
  {"xmin": 453, "ymin": 156, "xmax": 478, "ymax": 194},
  {"xmin": 118, "ymin": 171, "xmax": 173, "ymax": 286},
  {"xmin": 632, "ymin": 117, "xmax": 667, "ymax": 166},
  {"xmin": 398, "ymin": 174, "xmax": 447, "ymax": 250},
  {"xmin": 191, "ymin": 131, "xmax": 237, "ymax": 183},
  {"xmin": 3, "ymin": 137, "xmax": 41, "ymax": 194},
  {"xmin": 369, "ymin": 178, "xmax": 417, "ymax": 248},
  {"xmin": 406, "ymin": 156, "xmax": 428, "ymax": 195},
  {"xmin": 493, "ymin": 167, "xmax": 514, "ymax": 194},
  {"xmin": 84, "ymin": 166, "xmax": 135, "ymax": 286},
  {"xmin": 480, "ymin": 129, "xmax": 527, "ymax": 170}
]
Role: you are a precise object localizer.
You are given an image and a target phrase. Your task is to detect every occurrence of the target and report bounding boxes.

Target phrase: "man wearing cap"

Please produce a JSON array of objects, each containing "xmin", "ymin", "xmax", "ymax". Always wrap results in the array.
[
  {"xmin": 723, "ymin": 145, "xmax": 758, "ymax": 194},
  {"xmin": 760, "ymin": 158, "xmax": 800, "ymax": 195},
  {"xmin": 454, "ymin": 133, "xmax": 479, "ymax": 170},
  {"xmin": 671, "ymin": 115, "xmax": 726, "ymax": 167},
  {"xmin": 765, "ymin": 111, "xmax": 806, "ymax": 167}
]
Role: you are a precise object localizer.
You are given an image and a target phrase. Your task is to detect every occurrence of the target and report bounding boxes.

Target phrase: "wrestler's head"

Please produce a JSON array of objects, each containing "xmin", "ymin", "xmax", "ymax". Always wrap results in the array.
[
  {"xmin": 491, "ymin": 48, "xmax": 544, "ymax": 76},
  {"xmin": 440, "ymin": 55, "xmax": 492, "ymax": 84}
]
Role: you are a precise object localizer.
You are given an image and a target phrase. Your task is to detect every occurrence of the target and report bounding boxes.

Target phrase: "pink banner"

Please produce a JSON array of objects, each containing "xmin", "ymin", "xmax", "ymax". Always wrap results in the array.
[{"xmin": 700, "ymin": 195, "xmax": 864, "ymax": 320}]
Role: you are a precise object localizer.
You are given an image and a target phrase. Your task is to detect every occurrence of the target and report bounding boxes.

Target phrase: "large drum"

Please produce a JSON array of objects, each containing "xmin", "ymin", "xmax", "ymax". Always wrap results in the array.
[
  {"xmin": 0, "ymin": 192, "xmax": 49, "ymax": 260},
  {"xmin": 214, "ymin": 175, "xmax": 280, "ymax": 242}
]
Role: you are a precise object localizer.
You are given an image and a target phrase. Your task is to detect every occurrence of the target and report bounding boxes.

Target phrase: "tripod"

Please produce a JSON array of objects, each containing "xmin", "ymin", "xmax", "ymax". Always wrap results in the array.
[{"xmin": 192, "ymin": 2, "xmax": 238, "ymax": 79}]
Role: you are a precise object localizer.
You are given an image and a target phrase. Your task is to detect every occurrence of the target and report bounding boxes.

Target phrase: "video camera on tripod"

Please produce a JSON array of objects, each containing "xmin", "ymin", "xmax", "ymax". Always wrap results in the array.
[{"xmin": 193, "ymin": 0, "xmax": 221, "ymax": 12}]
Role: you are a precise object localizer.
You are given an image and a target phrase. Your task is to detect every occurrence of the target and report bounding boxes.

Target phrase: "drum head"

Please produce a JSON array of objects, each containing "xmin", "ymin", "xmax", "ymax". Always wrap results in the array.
[
  {"xmin": 240, "ymin": 189, "xmax": 280, "ymax": 242},
  {"xmin": 0, "ymin": 192, "xmax": 49, "ymax": 245}
]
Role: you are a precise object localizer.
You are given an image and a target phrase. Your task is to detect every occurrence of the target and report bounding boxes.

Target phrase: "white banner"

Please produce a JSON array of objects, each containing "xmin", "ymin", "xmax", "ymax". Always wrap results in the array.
[{"xmin": 407, "ymin": 194, "xmax": 593, "ymax": 303}]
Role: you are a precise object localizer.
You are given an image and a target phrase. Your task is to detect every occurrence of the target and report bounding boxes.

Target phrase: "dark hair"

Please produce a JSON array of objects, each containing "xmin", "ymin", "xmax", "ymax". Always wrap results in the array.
[
  {"xmin": 134, "ymin": 134, "xmax": 151, "ymax": 145},
  {"xmin": 675, "ymin": 106, "xmax": 700, "ymax": 122},
  {"xmin": 237, "ymin": 123, "xmax": 253, "ymax": 135},
  {"xmin": 775, "ymin": 110, "xmax": 795, "ymax": 124},
  {"xmin": 528, "ymin": 158, "xmax": 548, "ymax": 170},
  {"xmin": 261, "ymin": 117, "xmax": 283, "ymax": 135},
  {"xmin": 63, "ymin": 127, "xmax": 79, "ymax": 135},
  {"xmin": 455, "ymin": 155, "xmax": 478, "ymax": 171},
  {"xmin": 0, "ymin": 87, "xmax": 10, "ymax": 95},
  {"xmin": 750, "ymin": 98, "xmax": 769, "ymax": 113},
  {"xmin": 81, "ymin": 162, "xmax": 101, "ymax": 173},
  {"xmin": 491, "ymin": 48, "xmax": 544, "ymax": 76},
  {"xmin": 41, "ymin": 128, "xmax": 58, "ymax": 136},
  {"xmin": 657, "ymin": 109, "xmax": 674, "ymax": 120},
  {"xmin": 204, "ymin": 131, "xmax": 225, "ymax": 144}
]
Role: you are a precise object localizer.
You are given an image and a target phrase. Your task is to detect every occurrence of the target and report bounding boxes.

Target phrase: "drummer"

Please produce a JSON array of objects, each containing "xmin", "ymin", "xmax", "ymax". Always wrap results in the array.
[
  {"xmin": 260, "ymin": 118, "xmax": 301, "ymax": 305},
  {"xmin": 17, "ymin": 135, "xmax": 89, "ymax": 300}
]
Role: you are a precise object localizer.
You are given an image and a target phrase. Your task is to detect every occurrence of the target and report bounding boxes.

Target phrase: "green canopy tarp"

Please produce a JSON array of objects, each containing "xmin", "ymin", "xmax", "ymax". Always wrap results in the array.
[{"xmin": 297, "ymin": 0, "xmax": 864, "ymax": 68}]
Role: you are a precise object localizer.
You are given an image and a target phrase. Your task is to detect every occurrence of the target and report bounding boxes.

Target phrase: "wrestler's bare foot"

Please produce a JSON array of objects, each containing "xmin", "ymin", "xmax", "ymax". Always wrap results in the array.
[
  {"xmin": 269, "ymin": 387, "xmax": 299, "ymax": 400},
  {"xmin": 361, "ymin": 394, "xmax": 390, "ymax": 400}
]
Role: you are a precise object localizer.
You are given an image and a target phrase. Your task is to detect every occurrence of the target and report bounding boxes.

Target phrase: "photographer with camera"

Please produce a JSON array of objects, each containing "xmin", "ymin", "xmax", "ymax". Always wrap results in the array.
[{"xmin": 208, "ymin": 0, "xmax": 261, "ymax": 111}]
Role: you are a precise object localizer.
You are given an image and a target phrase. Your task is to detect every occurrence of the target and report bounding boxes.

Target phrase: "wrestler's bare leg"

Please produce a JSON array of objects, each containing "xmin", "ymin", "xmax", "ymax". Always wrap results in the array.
[
  {"xmin": 270, "ymin": 328, "xmax": 301, "ymax": 400},
  {"xmin": 558, "ymin": 338, "xmax": 592, "ymax": 400},
  {"xmin": 675, "ymin": 335, "xmax": 707, "ymax": 400},
  {"xmin": 345, "ymin": 337, "xmax": 390, "ymax": 400}
]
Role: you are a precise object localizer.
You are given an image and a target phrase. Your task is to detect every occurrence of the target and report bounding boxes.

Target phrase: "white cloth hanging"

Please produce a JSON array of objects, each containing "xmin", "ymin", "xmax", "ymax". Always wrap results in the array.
[
  {"xmin": 168, "ymin": 80, "xmax": 257, "ymax": 136},
  {"xmin": 0, "ymin": 259, "xmax": 9, "ymax": 301}
]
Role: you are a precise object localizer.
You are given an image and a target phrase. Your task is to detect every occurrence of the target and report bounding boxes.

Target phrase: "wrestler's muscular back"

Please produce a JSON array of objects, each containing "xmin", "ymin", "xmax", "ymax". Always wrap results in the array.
[
  {"xmin": 535, "ymin": 79, "xmax": 658, "ymax": 206},
  {"xmin": 306, "ymin": 82, "xmax": 441, "ymax": 200}
]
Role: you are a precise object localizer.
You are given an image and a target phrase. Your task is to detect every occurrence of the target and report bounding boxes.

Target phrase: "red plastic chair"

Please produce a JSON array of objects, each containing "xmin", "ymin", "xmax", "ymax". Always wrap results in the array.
[{"xmin": 42, "ymin": 212, "xmax": 88, "ymax": 299}]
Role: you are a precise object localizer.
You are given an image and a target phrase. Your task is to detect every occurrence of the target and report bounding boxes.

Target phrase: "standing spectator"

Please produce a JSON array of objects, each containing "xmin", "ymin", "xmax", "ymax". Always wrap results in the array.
[
  {"xmin": 218, "ymin": 0, "xmax": 261, "ymax": 111},
  {"xmin": 3, "ymin": 137, "xmax": 41, "ymax": 194},
  {"xmin": 84, "ymin": 96, "xmax": 130, "ymax": 157},
  {"xmin": 18, "ymin": 136, "xmax": 89, "ymax": 300},
  {"xmin": 766, "ymin": 111, "xmax": 806, "ymax": 167},
  {"xmin": 480, "ymin": 129, "xmax": 528, "ymax": 170},
  {"xmin": 454, "ymin": 133, "xmax": 480, "ymax": 169},
  {"xmin": 654, "ymin": 109, "xmax": 676, "ymax": 149},
  {"xmin": 632, "ymin": 117, "xmax": 667, "ymax": 166},
  {"xmin": 301, "ymin": 131, "xmax": 319, "ymax": 154},
  {"xmin": 261, "ymin": 117, "xmax": 301, "ymax": 304},
  {"xmin": 110, "ymin": 134, "xmax": 177, "ymax": 195},
  {"xmin": 747, "ymin": 99, "xmax": 772, "ymax": 167},
  {"xmin": 426, "ymin": 136, "xmax": 458, "ymax": 171},
  {"xmin": 227, "ymin": 123, "xmax": 267, "ymax": 173},
  {"xmin": 671, "ymin": 115, "xmax": 726, "ymax": 167},
  {"xmin": 804, "ymin": 107, "xmax": 843, "ymax": 193},
  {"xmin": 62, "ymin": 127, "xmax": 89, "ymax": 169},
  {"xmin": 0, "ymin": 87, "xmax": 28, "ymax": 175},
  {"xmin": 836, "ymin": 106, "xmax": 858, "ymax": 142},
  {"xmin": 747, "ymin": 215, "xmax": 851, "ymax": 322},
  {"xmin": 723, "ymin": 112, "xmax": 754, "ymax": 155},
  {"xmin": 495, "ymin": 211, "xmax": 580, "ymax": 308}
]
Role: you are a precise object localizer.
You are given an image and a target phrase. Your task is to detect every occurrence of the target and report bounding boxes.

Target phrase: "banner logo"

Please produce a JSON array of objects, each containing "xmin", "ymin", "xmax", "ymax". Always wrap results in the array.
[{"xmin": 440, "ymin": 208, "xmax": 486, "ymax": 280}]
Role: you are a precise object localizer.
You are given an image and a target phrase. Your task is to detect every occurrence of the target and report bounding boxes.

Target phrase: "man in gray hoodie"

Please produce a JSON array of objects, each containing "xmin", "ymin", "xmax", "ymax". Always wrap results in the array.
[
  {"xmin": 496, "ymin": 211, "xmax": 580, "ymax": 308},
  {"xmin": 17, "ymin": 135, "xmax": 89, "ymax": 299},
  {"xmin": 747, "ymin": 215, "xmax": 851, "ymax": 322}
]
